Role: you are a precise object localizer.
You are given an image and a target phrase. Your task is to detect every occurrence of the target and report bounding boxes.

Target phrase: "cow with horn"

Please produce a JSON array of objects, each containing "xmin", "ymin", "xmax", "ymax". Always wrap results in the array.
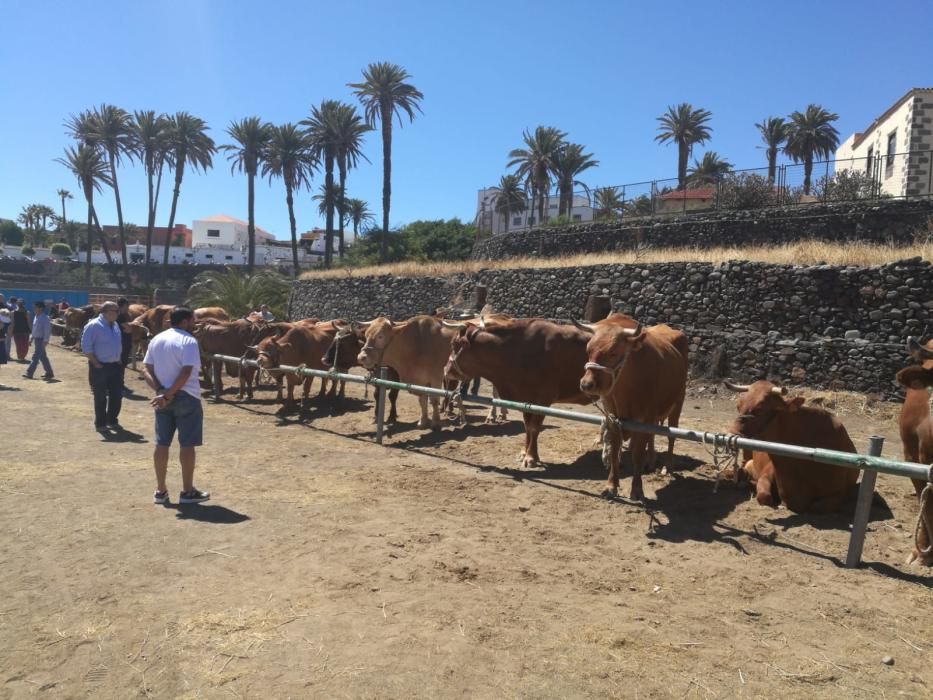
[
  {"xmin": 254, "ymin": 321, "xmax": 340, "ymax": 408},
  {"xmin": 440, "ymin": 313, "xmax": 511, "ymax": 425},
  {"xmin": 723, "ymin": 379, "xmax": 858, "ymax": 513},
  {"xmin": 895, "ymin": 336, "xmax": 933, "ymax": 566},
  {"xmin": 576, "ymin": 315, "xmax": 688, "ymax": 500},
  {"xmin": 324, "ymin": 321, "xmax": 401, "ymax": 423}
]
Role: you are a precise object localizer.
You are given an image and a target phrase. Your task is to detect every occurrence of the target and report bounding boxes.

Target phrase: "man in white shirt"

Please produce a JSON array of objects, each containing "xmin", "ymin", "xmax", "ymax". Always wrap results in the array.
[{"xmin": 142, "ymin": 307, "xmax": 210, "ymax": 505}]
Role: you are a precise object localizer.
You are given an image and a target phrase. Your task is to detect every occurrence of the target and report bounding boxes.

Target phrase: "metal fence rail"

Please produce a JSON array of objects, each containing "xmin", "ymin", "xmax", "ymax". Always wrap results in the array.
[{"xmin": 209, "ymin": 354, "xmax": 932, "ymax": 568}]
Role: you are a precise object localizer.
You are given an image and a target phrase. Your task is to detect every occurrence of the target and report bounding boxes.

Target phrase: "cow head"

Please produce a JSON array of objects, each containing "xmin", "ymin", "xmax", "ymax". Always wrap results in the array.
[
  {"xmin": 355, "ymin": 317, "xmax": 391, "ymax": 370},
  {"xmin": 256, "ymin": 335, "xmax": 287, "ymax": 369},
  {"xmin": 896, "ymin": 337, "xmax": 933, "ymax": 389},
  {"xmin": 444, "ymin": 326, "xmax": 483, "ymax": 382},
  {"xmin": 724, "ymin": 380, "xmax": 804, "ymax": 438},
  {"xmin": 578, "ymin": 322, "xmax": 644, "ymax": 398},
  {"xmin": 323, "ymin": 323, "xmax": 364, "ymax": 371}
]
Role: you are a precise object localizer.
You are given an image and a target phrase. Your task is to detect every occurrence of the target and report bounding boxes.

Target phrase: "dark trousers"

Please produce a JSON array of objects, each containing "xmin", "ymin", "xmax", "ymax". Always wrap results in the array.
[
  {"xmin": 121, "ymin": 335, "xmax": 132, "ymax": 368},
  {"xmin": 89, "ymin": 362, "xmax": 124, "ymax": 427},
  {"xmin": 26, "ymin": 340, "xmax": 53, "ymax": 376}
]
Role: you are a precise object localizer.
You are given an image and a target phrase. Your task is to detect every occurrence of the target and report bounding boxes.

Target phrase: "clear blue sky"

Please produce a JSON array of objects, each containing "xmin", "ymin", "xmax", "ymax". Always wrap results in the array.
[{"xmin": 1, "ymin": 0, "xmax": 931, "ymax": 240}]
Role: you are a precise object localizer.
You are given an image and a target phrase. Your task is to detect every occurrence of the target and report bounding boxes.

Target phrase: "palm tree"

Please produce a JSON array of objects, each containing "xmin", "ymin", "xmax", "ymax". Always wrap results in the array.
[
  {"xmin": 490, "ymin": 174, "xmax": 526, "ymax": 233},
  {"xmin": 55, "ymin": 145, "xmax": 113, "ymax": 283},
  {"xmin": 162, "ymin": 112, "xmax": 216, "ymax": 281},
  {"xmin": 58, "ymin": 220, "xmax": 84, "ymax": 252},
  {"xmin": 507, "ymin": 126, "xmax": 567, "ymax": 224},
  {"xmin": 756, "ymin": 116, "xmax": 788, "ymax": 184},
  {"xmin": 85, "ymin": 104, "xmax": 134, "ymax": 281},
  {"xmin": 345, "ymin": 198, "xmax": 375, "ymax": 238},
  {"xmin": 312, "ymin": 182, "xmax": 343, "ymax": 222},
  {"xmin": 784, "ymin": 104, "xmax": 840, "ymax": 195},
  {"xmin": 223, "ymin": 117, "xmax": 272, "ymax": 272},
  {"xmin": 56, "ymin": 189, "xmax": 72, "ymax": 230},
  {"xmin": 623, "ymin": 195, "xmax": 653, "ymax": 217},
  {"xmin": 187, "ymin": 269, "xmax": 291, "ymax": 319},
  {"xmin": 131, "ymin": 110, "xmax": 171, "ymax": 267},
  {"xmin": 593, "ymin": 187, "xmax": 625, "ymax": 219},
  {"xmin": 348, "ymin": 62, "xmax": 424, "ymax": 262},
  {"xmin": 687, "ymin": 151, "xmax": 733, "ymax": 186},
  {"xmin": 332, "ymin": 104, "xmax": 370, "ymax": 259},
  {"xmin": 263, "ymin": 123, "xmax": 316, "ymax": 277},
  {"xmin": 302, "ymin": 100, "xmax": 343, "ymax": 268},
  {"xmin": 655, "ymin": 103, "xmax": 713, "ymax": 188},
  {"xmin": 551, "ymin": 143, "xmax": 598, "ymax": 217}
]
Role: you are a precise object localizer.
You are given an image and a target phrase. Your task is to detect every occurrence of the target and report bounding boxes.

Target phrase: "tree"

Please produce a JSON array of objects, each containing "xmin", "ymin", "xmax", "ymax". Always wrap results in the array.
[
  {"xmin": 755, "ymin": 116, "xmax": 787, "ymax": 183},
  {"xmin": 263, "ymin": 123, "xmax": 316, "ymax": 277},
  {"xmin": 162, "ymin": 112, "xmax": 216, "ymax": 282},
  {"xmin": 187, "ymin": 269, "xmax": 290, "ymax": 320},
  {"xmin": 349, "ymin": 61, "xmax": 424, "ymax": 262},
  {"xmin": 717, "ymin": 173, "xmax": 779, "ymax": 210},
  {"xmin": 58, "ymin": 219, "xmax": 85, "ymax": 251},
  {"xmin": 345, "ymin": 198, "xmax": 375, "ymax": 238},
  {"xmin": 814, "ymin": 169, "xmax": 883, "ymax": 201},
  {"xmin": 332, "ymin": 104, "xmax": 370, "ymax": 260},
  {"xmin": 784, "ymin": 104, "xmax": 840, "ymax": 195},
  {"xmin": 687, "ymin": 151, "xmax": 733, "ymax": 186},
  {"xmin": 20, "ymin": 245, "xmax": 35, "ymax": 257},
  {"xmin": 0, "ymin": 220, "xmax": 24, "ymax": 246},
  {"xmin": 655, "ymin": 103, "xmax": 713, "ymax": 189},
  {"xmin": 623, "ymin": 195, "xmax": 653, "ymax": 217},
  {"xmin": 55, "ymin": 144, "xmax": 113, "ymax": 284},
  {"xmin": 223, "ymin": 117, "xmax": 272, "ymax": 272},
  {"xmin": 593, "ymin": 187, "xmax": 625, "ymax": 219},
  {"xmin": 490, "ymin": 174, "xmax": 526, "ymax": 233},
  {"xmin": 507, "ymin": 126, "xmax": 567, "ymax": 224},
  {"xmin": 51, "ymin": 242, "xmax": 73, "ymax": 258},
  {"xmin": 83, "ymin": 104, "xmax": 135, "ymax": 282},
  {"xmin": 131, "ymin": 110, "xmax": 171, "ymax": 267},
  {"xmin": 302, "ymin": 100, "xmax": 342, "ymax": 268},
  {"xmin": 551, "ymin": 143, "xmax": 598, "ymax": 216},
  {"xmin": 56, "ymin": 189, "xmax": 72, "ymax": 230}
]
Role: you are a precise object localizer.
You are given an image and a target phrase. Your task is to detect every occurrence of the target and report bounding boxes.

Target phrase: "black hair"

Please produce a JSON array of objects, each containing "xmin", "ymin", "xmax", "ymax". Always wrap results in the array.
[
  {"xmin": 170, "ymin": 307, "xmax": 194, "ymax": 326},
  {"xmin": 117, "ymin": 297, "xmax": 128, "ymax": 306},
  {"xmin": 34, "ymin": 300, "xmax": 45, "ymax": 309}
]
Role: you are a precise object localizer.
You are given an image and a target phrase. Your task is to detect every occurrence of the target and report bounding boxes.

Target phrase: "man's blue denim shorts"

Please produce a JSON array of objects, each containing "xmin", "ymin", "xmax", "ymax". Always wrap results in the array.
[{"xmin": 154, "ymin": 390, "xmax": 203, "ymax": 447}]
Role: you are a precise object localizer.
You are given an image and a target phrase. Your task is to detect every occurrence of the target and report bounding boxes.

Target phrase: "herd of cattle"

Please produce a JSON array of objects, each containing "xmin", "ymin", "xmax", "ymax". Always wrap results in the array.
[{"xmin": 59, "ymin": 302, "xmax": 933, "ymax": 566}]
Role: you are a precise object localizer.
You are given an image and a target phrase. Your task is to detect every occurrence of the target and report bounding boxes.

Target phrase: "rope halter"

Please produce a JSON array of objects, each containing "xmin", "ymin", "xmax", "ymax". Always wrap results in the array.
[{"xmin": 915, "ymin": 481, "xmax": 933, "ymax": 559}]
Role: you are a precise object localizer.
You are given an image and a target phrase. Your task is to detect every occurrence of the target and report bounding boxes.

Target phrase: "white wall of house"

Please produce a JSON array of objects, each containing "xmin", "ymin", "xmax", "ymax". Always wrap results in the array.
[
  {"xmin": 476, "ymin": 189, "xmax": 595, "ymax": 234},
  {"xmin": 192, "ymin": 218, "xmax": 275, "ymax": 249}
]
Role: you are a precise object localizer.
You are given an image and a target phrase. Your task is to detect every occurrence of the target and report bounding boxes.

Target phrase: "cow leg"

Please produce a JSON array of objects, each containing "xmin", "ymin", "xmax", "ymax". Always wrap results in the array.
[
  {"xmin": 275, "ymin": 375, "xmax": 284, "ymax": 402},
  {"xmin": 662, "ymin": 389, "xmax": 685, "ymax": 476},
  {"xmin": 753, "ymin": 463, "xmax": 778, "ymax": 507},
  {"xmin": 431, "ymin": 396, "xmax": 442, "ymax": 430},
  {"xmin": 522, "ymin": 414, "xmax": 545, "ymax": 468},
  {"xmin": 327, "ymin": 377, "xmax": 338, "ymax": 399},
  {"xmin": 387, "ymin": 389, "xmax": 399, "ymax": 423},
  {"xmin": 602, "ymin": 420, "xmax": 623, "ymax": 499},
  {"xmin": 416, "ymin": 395, "xmax": 430, "ymax": 428},
  {"xmin": 628, "ymin": 433, "xmax": 651, "ymax": 502}
]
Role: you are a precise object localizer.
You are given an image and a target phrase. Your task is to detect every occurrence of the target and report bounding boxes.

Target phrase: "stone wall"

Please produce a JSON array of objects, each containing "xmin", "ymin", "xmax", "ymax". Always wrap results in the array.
[
  {"xmin": 288, "ymin": 257, "xmax": 933, "ymax": 398},
  {"xmin": 472, "ymin": 199, "xmax": 933, "ymax": 260}
]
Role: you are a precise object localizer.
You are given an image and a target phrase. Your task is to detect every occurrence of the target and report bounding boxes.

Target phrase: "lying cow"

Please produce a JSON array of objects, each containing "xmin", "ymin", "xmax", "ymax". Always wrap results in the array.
[
  {"xmin": 724, "ymin": 380, "xmax": 858, "ymax": 513},
  {"xmin": 895, "ymin": 337, "xmax": 933, "ymax": 566},
  {"xmin": 577, "ymin": 317, "xmax": 688, "ymax": 500}
]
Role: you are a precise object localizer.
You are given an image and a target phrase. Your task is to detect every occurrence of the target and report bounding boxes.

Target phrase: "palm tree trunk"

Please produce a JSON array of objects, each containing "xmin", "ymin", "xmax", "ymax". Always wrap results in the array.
[
  {"xmin": 145, "ymin": 163, "xmax": 155, "ymax": 269},
  {"xmin": 324, "ymin": 154, "xmax": 335, "ymax": 268},
  {"xmin": 380, "ymin": 101, "xmax": 392, "ymax": 263},
  {"xmin": 767, "ymin": 148, "xmax": 777, "ymax": 184},
  {"xmin": 108, "ymin": 152, "xmax": 131, "ymax": 286},
  {"xmin": 247, "ymin": 170, "xmax": 256, "ymax": 273},
  {"xmin": 85, "ymin": 200, "xmax": 92, "ymax": 285},
  {"xmin": 337, "ymin": 154, "xmax": 347, "ymax": 260},
  {"xmin": 60, "ymin": 196, "xmax": 67, "ymax": 230},
  {"xmin": 678, "ymin": 141, "xmax": 689, "ymax": 189},
  {"xmin": 503, "ymin": 206, "xmax": 510, "ymax": 233},
  {"xmin": 286, "ymin": 183, "xmax": 299, "ymax": 277},
  {"xmin": 162, "ymin": 165, "xmax": 184, "ymax": 285},
  {"xmin": 537, "ymin": 181, "xmax": 545, "ymax": 224},
  {"xmin": 90, "ymin": 210, "xmax": 115, "ymax": 267},
  {"xmin": 803, "ymin": 156, "xmax": 813, "ymax": 195}
]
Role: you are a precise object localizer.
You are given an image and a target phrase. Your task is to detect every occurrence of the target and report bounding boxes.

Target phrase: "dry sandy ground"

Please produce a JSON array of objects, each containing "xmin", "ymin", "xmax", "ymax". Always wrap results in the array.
[{"xmin": 0, "ymin": 344, "xmax": 931, "ymax": 699}]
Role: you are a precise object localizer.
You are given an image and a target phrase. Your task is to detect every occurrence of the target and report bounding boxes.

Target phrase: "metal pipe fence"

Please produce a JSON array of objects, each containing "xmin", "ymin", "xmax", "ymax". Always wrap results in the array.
[{"xmin": 210, "ymin": 353, "xmax": 932, "ymax": 568}]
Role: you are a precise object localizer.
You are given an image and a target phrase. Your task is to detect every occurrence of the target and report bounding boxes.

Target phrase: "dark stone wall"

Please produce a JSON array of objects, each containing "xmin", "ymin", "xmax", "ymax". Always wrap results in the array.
[
  {"xmin": 288, "ymin": 258, "xmax": 933, "ymax": 399},
  {"xmin": 472, "ymin": 199, "xmax": 933, "ymax": 260}
]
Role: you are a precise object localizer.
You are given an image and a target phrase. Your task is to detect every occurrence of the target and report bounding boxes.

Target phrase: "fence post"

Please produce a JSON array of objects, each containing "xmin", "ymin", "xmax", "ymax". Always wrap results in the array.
[
  {"xmin": 375, "ymin": 366, "xmax": 388, "ymax": 445},
  {"xmin": 583, "ymin": 294, "xmax": 611, "ymax": 322},
  {"xmin": 211, "ymin": 357, "xmax": 222, "ymax": 402},
  {"xmin": 845, "ymin": 435, "xmax": 884, "ymax": 568},
  {"xmin": 473, "ymin": 284, "xmax": 488, "ymax": 311}
]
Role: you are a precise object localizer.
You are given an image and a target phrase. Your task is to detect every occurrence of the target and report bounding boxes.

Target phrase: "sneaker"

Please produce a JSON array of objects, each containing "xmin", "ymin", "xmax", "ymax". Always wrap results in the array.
[
  {"xmin": 179, "ymin": 489, "xmax": 210, "ymax": 504},
  {"xmin": 106, "ymin": 422, "xmax": 122, "ymax": 430},
  {"xmin": 22, "ymin": 374, "xmax": 34, "ymax": 379},
  {"xmin": 153, "ymin": 490, "xmax": 169, "ymax": 504},
  {"xmin": 42, "ymin": 374, "xmax": 54, "ymax": 380},
  {"xmin": 95, "ymin": 425, "xmax": 108, "ymax": 434}
]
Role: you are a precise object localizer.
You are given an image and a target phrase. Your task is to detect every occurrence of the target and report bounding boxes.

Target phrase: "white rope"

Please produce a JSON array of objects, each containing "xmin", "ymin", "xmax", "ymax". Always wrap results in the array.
[
  {"xmin": 702, "ymin": 432, "xmax": 741, "ymax": 493},
  {"xmin": 914, "ymin": 482, "xmax": 933, "ymax": 558}
]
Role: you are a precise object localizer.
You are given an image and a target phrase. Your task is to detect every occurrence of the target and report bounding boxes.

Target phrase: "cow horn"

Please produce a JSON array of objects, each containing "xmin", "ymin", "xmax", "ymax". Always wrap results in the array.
[
  {"xmin": 723, "ymin": 380, "xmax": 751, "ymax": 393},
  {"xmin": 442, "ymin": 320, "xmax": 468, "ymax": 328},
  {"xmin": 478, "ymin": 315, "xmax": 487, "ymax": 330},
  {"xmin": 333, "ymin": 319, "xmax": 348, "ymax": 329},
  {"xmin": 572, "ymin": 319, "xmax": 597, "ymax": 333},
  {"xmin": 908, "ymin": 336, "xmax": 933, "ymax": 359},
  {"xmin": 621, "ymin": 323, "xmax": 643, "ymax": 338},
  {"xmin": 771, "ymin": 386, "xmax": 788, "ymax": 396},
  {"xmin": 351, "ymin": 320, "xmax": 374, "ymax": 331}
]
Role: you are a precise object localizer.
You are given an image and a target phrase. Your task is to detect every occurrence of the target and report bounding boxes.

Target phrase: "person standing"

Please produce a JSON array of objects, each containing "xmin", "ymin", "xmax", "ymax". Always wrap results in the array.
[
  {"xmin": 0, "ymin": 296, "xmax": 12, "ymax": 360},
  {"xmin": 142, "ymin": 307, "xmax": 210, "ymax": 505},
  {"xmin": 116, "ymin": 297, "xmax": 134, "ymax": 395},
  {"xmin": 0, "ymin": 308, "xmax": 10, "ymax": 379},
  {"xmin": 23, "ymin": 301, "xmax": 53, "ymax": 379},
  {"xmin": 11, "ymin": 299, "xmax": 31, "ymax": 361},
  {"xmin": 81, "ymin": 301, "xmax": 124, "ymax": 433}
]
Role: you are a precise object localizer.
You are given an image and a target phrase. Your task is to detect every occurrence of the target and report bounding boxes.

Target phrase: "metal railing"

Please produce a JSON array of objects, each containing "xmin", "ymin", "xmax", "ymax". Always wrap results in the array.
[{"xmin": 209, "ymin": 353, "xmax": 932, "ymax": 570}]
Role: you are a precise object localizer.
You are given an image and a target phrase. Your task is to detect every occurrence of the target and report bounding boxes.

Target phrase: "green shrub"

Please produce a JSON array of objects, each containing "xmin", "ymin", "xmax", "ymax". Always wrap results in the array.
[
  {"xmin": 20, "ymin": 245, "xmax": 35, "ymax": 256},
  {"xmin": 717, "ymin": 173, "xmax": 779, "ymax": 210},
  {"xmin": 51, "ymin": 242, "xmax": 73, "ymax": 258}
]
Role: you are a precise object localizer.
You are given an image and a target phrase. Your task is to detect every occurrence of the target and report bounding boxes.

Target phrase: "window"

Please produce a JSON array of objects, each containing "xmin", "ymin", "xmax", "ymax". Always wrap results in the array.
[
  {"xmin": 527, "ymin": 217, "xmax": 535, "ymax": 225},
  {"xmin": 572, "ymin": 214, "xmax": 582, "ymax": 221},
  {"xmin": 886, "ymin": 130, "xmax": 897, "ymax": 172},
  {"xmin": 866, "ymin": 147, "xmax": 873, "ymax": 178},
  {"xmin": 512, "ymin": 216, "xmax": 522, "ymax": 226},
  {"xmin": 549, "ymin": 203, "xmax": 558, "ymax": 209},
  {"xmin": 205, "ymin": 254, "xmax": 213, "ymax": 259},
  {"xmin": 225, "ymin": 255, "xmax": 233, "ymax": 260},
  {"xmin": 184, "ymin": 252, "xmax": 193, "ymax": 258},
  {"xmin": 206, "ymin": 228, "xmax": 220, "ymax": 238}
]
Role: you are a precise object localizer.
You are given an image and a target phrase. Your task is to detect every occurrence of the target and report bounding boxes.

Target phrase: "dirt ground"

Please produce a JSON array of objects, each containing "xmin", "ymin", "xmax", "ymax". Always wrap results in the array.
[{"xmin": 0, "ymin": 343, "xmax": 931, "ymax": 699}]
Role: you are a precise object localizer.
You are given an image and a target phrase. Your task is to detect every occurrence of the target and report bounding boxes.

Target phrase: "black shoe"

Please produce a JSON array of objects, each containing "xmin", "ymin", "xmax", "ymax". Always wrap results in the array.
[
  {"xmin": 95, "ymin": 425, "xmax": 108, "ymax": 434},
  {"xmin": 42, "ymin": 374, "xmax": 54, "ymax": 380},
  {"xmin": 22, "ymin": 373, "xmax": 34, "ymax": 379},
  {"xmin": 179, "ymin": 488, "xmax": 210, "ymax": 504},
  {"xmin": 106, "ymin": 422, "xmax": 122, "ymax": 430}
]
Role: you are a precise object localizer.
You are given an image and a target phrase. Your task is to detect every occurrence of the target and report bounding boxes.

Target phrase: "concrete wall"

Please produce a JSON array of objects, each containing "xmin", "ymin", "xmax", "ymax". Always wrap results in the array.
[
  {"xmin": 472, "ymin": 198, "xmax": 933, "ymax": 260},
  {"xmin": 288, "ymin": 258, "xmax": 933, "ymax": 398}
]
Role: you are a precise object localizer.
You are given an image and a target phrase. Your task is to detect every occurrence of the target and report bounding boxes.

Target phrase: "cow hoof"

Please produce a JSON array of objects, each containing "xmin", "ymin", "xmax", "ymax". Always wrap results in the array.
[
  {"xmin": 484, "ymin": 417, "xmax": 496, "ymax": 425},
  {"xmin": 601, "ymin": 489, "xmax": 617, "ymax": 500},
  {"xmin": 417, "ymin": 420, "xmax": 430, "ymax": 429},
  {"xmin": 630, "ymin": 488, "xmax": 645, "ymax": 503},
  {"xmin": 660, "ymin": 466, "xmax": 669, "ymax": 477},
  {"xmin": 521, "ymin": 456, "xmax": 539, "ymax": 469},
  {"xmin": 906, "ymin": 550, "xmax": 932, "ymax": 567}
]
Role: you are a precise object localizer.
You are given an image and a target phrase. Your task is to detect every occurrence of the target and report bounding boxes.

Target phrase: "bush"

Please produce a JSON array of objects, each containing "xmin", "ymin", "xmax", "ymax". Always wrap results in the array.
[
  {"xmin": 0, "ymin": 220, "xmax": 24, "ymax": 246},
  {"xmin": 717, "ymin": 173, "xmax": 779, "ymax": 210},
  {"xmin": 20, "ymin": 245, "xmax": 35, "ymax": 256},
  {"xmin": 814, "ymin": 170, "xmax": 884, "ymax": 201},
  {"xmin": 341, "ymin": 218, "xmax": 477, "ymax": 267},
  {"xmin": 51, "ymin": 242, "xmax": 73, "ymax": 258}
]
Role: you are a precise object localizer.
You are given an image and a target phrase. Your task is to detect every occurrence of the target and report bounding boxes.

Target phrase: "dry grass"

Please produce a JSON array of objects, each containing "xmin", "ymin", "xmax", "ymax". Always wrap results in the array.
[{"xmin": 300, "ymin": 241, "xmax": 932, "ymax": 280}]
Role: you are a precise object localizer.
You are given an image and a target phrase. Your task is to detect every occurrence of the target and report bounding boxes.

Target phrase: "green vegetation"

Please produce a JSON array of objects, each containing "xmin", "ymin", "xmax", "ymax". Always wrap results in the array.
[
  {"xmin": 784, "ymin": 104, "xmax": 840, "ymax": 195},
  {"xmin": 20, "ymin": 245, "xmax": 36, "ymax": 256},
  {"xmin": 0, "ymin": 220, "xmax": 24, "ymax": 246},
  {"xmin": 655, "ymin": 103, "xmax": 714, "ymax": 189},
  {"xmin": 50, "ymin": 242, "xmax": 73, "ymax": 258},
  {"xmin": 186, "ymin": 269, "xmax": 290, "ymax": 320},
  {"xmin": 341, "ymin": 218, "xmax": 476, "ymax": 267}
]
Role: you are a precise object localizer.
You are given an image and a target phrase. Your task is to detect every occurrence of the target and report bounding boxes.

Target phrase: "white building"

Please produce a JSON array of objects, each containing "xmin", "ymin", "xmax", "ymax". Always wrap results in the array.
[
  {"xmin": 475, "ymin": 189, "xmax": 595, "ymax": 235},
  {"xmin": 834, "ymin": 87, "xmax": 933, "ymax": 198},
  {"xmin": 192, "ymin": 214, "xmax": 276, "ymax": 249}
]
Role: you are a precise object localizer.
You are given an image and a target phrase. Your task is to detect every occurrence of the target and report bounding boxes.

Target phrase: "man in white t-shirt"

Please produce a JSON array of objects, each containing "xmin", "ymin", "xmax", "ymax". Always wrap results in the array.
[{"xmin": 142, "ymin": 307, "xmax": 210, "ymax": 505}]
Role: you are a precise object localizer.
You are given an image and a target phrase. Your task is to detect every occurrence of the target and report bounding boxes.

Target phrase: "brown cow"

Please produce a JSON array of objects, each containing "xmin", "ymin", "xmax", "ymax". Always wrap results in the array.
[
  {"xmin": 255, "ymin": 323, "xmax": 338, "ymax": 406},
  {"xmin": 132, "ymin": 304, "xmax": 174, "ymax": 337},
  {"xmin": 194, "ymin": 320, "xmax": 287, "ymax": 398},
  {"xmin": 444, "ymin": 317, "xmax": 592, "ymax": 467},
  {"xmin": 322, "ymin": 323, "xmax": 401, "ymax": 422},
  {"xmin": 354, "ymin": 316, "xmax": 457, "ymax": 429},
  {"xmin": 61, "ymin": 304, "xmax": 101, "ymax": 350},
  {"xmin": 724, "ymin": 380, "xmax": 858, "ymax": 513},
  {"xmin": 895, "ymin": 337, "xmax": 933, "ymax": 566},
  {"xmin": 577, "ymin": 318, "xmax": 688, "ymax": 500}
]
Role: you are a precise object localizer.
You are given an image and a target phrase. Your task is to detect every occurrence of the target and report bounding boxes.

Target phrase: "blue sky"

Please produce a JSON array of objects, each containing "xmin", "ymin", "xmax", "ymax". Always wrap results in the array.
[{"xmin": 1, "ymin": 0, "xmax": 931, "ymax": 240}]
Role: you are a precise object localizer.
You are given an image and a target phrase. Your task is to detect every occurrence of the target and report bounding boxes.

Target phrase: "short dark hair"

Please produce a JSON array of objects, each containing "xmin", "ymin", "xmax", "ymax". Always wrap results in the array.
[
  {"xmin": 170, "ymin": 306, "xmax": 194, "ymax": 326},
  {"xmin": 117, "ymin": 297, "xmax": 128, "ymax": 306},
  {"xmin": 34, "ymin": 300, "xmax": 45, "ymax": 309}
]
